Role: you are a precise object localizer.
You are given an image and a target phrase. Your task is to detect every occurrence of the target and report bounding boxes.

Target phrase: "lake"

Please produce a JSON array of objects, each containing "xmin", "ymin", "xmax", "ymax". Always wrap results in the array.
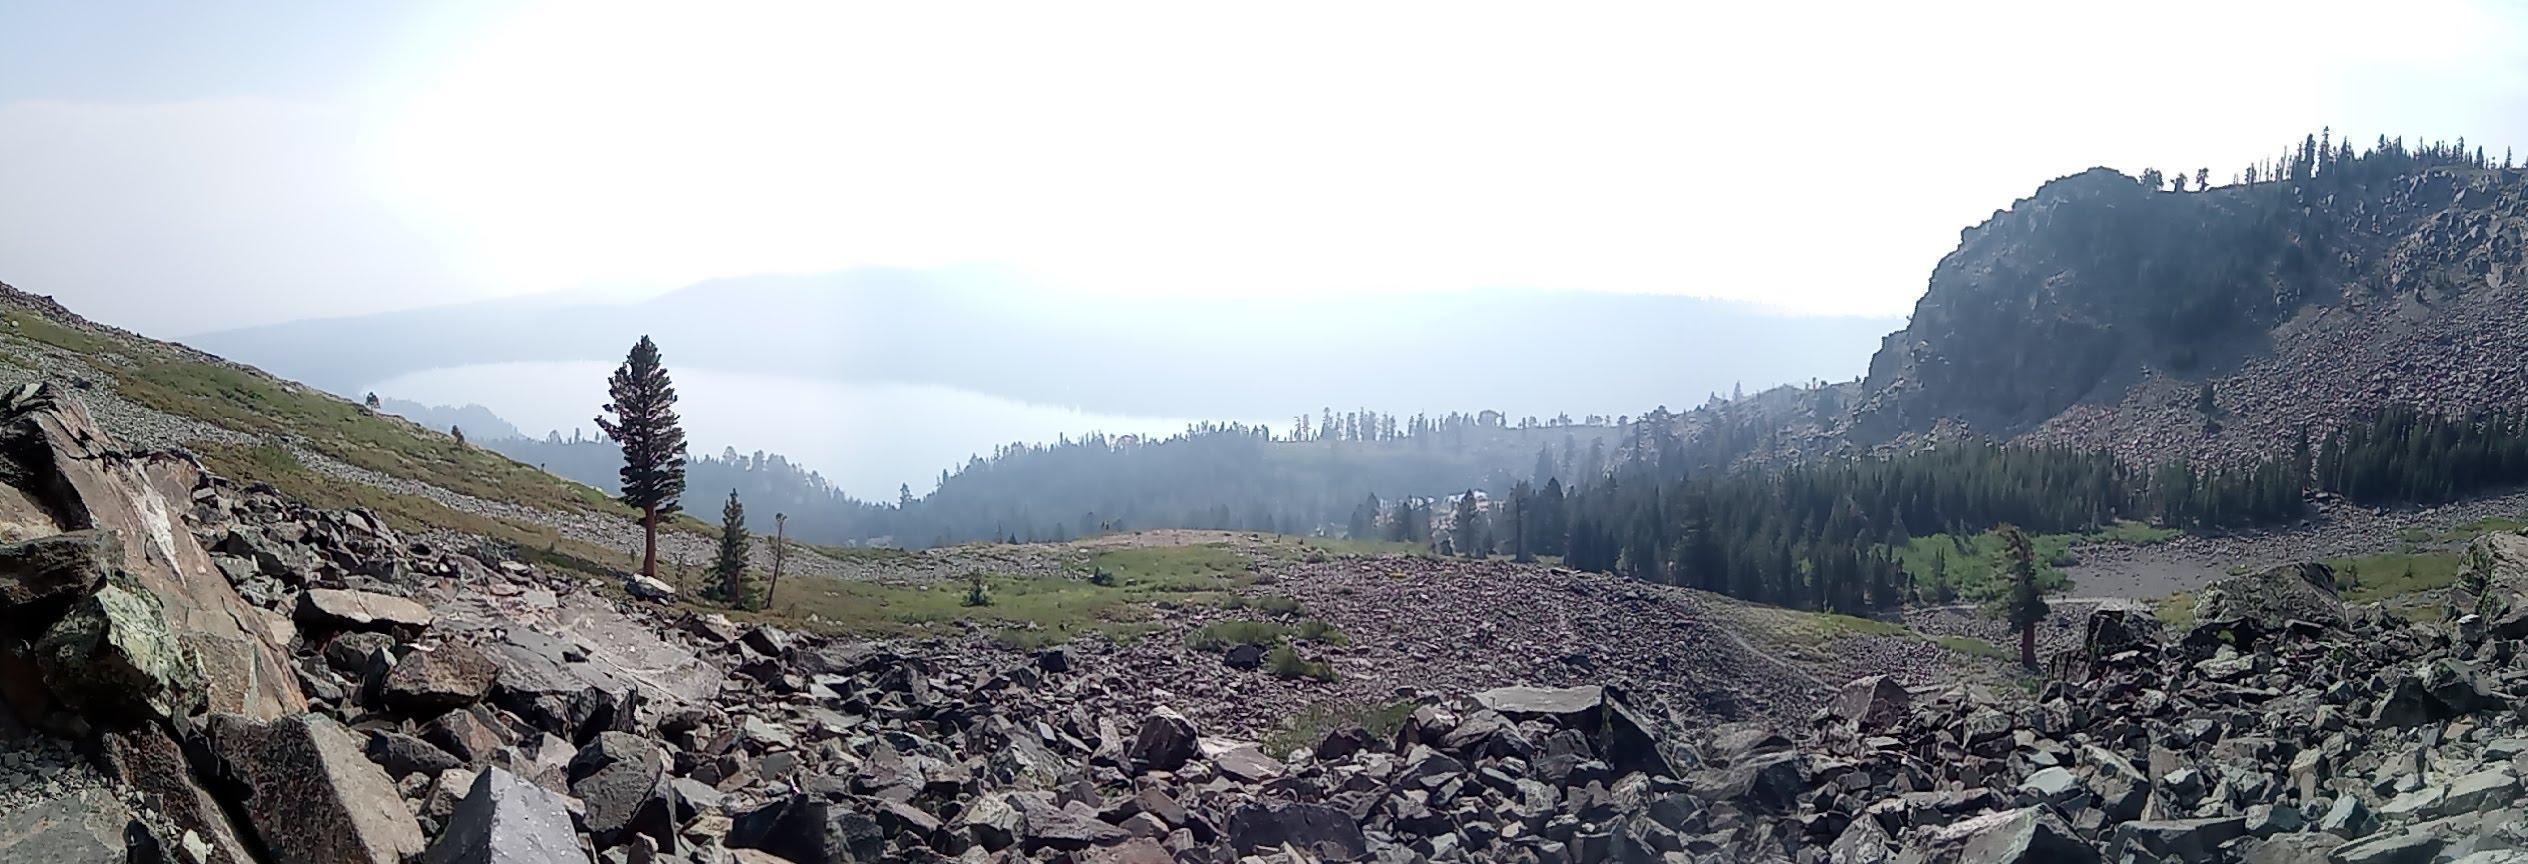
[{"xmin": 366, "ymin": 361, "xmax": 1233, "ymax": 499}]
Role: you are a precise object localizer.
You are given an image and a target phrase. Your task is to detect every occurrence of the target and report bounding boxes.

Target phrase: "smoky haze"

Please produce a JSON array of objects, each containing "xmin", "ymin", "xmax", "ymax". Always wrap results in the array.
[{"xmin": 190, "ymin": 274, "xmax": 1896, "ymax": 497}]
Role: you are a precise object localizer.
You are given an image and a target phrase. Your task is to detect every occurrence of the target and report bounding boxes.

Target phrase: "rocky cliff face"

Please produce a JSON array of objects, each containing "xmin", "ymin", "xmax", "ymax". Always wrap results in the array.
[{"xmin": 1841, "ymin": 165, "xmax": 2528, "ymax": 465}]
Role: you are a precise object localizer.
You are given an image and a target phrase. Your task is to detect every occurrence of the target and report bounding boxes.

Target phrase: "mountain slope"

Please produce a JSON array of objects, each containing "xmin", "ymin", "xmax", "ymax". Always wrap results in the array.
[{"xmin": 1780, "ymin": 147, "xmax": 2528, "ymax": 468}]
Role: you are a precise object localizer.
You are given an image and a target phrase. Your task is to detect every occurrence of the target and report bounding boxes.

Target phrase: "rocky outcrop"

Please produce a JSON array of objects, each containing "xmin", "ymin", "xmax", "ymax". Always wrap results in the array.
[{"xmin": 0, "ymin": 382, "xmax": 305, "ymax": 723}]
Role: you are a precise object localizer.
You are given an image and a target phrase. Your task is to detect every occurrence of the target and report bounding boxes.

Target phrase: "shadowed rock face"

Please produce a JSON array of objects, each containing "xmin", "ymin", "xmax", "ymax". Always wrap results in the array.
[{"xmin": 205, "ymin": 712, "xmax": 427, "ymax": 864}]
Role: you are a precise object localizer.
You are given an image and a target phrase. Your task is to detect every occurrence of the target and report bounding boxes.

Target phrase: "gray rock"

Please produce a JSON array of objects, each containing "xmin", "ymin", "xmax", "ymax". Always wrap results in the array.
[
  {"xmin": 2192, "ymin": 562, "xmax": 2343, "ymax": 628},
  {"xmin": 1475, "ymin": 685, "xmax": 1605, "ymax": 725},
  {"xmin": 1125, "ymin": 706, "xmax": 1198, "ymax": 774},
  {"xmin": 728, "ymin": 794, "xmax": 886, "ymax": 863},
  {"xmin": 566, "ymin": 731, "xmax": 675, "ymax": 851},
  {"xmin": 423, "ymin": 768, "xmax": 582, "ymax": 864},
  {"xmin": 1017, "ymin": 796, "xmax": 1127, "ymax": 851},
  {"xmin": 383, "ymin": 643, "xmax": 500, "ymax": 714},
  {"xmin": 366, "ymin": 729, "xmax": 463, "ymax": 779},
  {"xmin": 205, "ymin": 712, "xmax": 428, "ymax": 864},
  {"xmin": 1225, "ymin": 801, "xmax": 1368, "ymax": 860},
  {"xmin": 2328, "ymin": 828, "xmax": 2446, "ymax": 864},
  {"xmin": 323, "ymin": 631, "xmax": 397, "ymax": 675},
  {"xmin": 298, "ymin": 587, "xmax": 434, "ymax": 632},
  {"xmin": 1908, "ymin": 806, "xmax": 2096, "ymax": 864},
  {"xmin": 2111, "ymin": 817, "xmax": 2246, "ymax": 860},
  {"xmin": 0, "ymin": 790, "xmax": 142, "ymax": 863},
  {"xmin": 0, "ymin": 529, "xmax": 114, "ymax": 609},
  {"xmin": 1831, "ymin": 675, "xmax": 1911, "ymax": 730},
  {"xmin": 1222, "ymin": 643, "xmax": 1264, "ymax": 670},
  {"xmin": 1694, "ymin": 751, "xmax": 1807, "ymax": 812},
  {"xmin": 2320, "ymin": 794, "xmax": 2376, "ymax": 839}
]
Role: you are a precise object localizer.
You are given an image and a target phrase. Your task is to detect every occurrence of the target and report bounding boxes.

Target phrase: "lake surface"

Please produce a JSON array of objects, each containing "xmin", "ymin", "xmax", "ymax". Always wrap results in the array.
[{"xmin": 367, "ymin": 362, "xmax": 1232, "ymax": 499}]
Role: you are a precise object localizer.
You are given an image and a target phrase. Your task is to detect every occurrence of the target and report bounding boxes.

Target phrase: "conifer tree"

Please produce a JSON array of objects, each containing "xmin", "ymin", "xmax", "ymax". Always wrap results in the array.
[
  {"xmin": 1999, "ymin": 524, "xmax": 2047, "ymax": 669},
  {"xmin": 1453, "ymin": 491, "xmax": 1487, "ymax": 558},
  {"xmin": 713, "ymin": 489, "xmax": 752, "ymax": 608},
  {"xmin": 596, "ymin": 336, "xmax": 689, "ymax": 582}
]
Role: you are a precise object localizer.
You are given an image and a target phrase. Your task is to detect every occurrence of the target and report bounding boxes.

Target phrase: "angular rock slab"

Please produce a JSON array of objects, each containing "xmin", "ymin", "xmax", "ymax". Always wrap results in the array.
[
  {"xmin": 0, "ymin": 788, "xmax": 145, "ymax": 863},
  {"xmin": 729, "ymin": 793, "xmax": 886, "ymax": 863},
  {"xmin": 1917, "ymin": 806, "xmax": 2098, "ymax": 864},
  {"xmin": 100, "ymin": 725, "xmax": 259, "ymax": 864},
  {"xmin": 383, "ymin": 641, "xmax": 500, "ymax": 714},
  {"xmin": 1226, "ymin": 801, "xmax": 1367, "ymax": 860},
  {"xmin": 424, "ymin": 767, "xmax": 586, "ymax": 864},
  {"xmin": 206, "ymin": 711, "xmax": 427, "ymax": 864},
  {"xmin": 298, "ymin": 587, "xmax": 434, "ymax": 632},
  {"xmin": 0, "ymin": 384, "xmax": 305, "ymax": 719},
  {"xmin": 0, "ymin": 528, "xmax": 113, "ymax": 610}
]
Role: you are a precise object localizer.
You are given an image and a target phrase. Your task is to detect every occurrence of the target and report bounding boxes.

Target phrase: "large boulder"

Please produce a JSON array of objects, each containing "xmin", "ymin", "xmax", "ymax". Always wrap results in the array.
[
  {"xmin": 423, "ymin": 768, "xmax": 583, "ymax": 864},
  {"xmin": 1224, "ymin": 801, "xmax": 1368, "ymax": 860},
  {"xmin": 33, "ymin": 572, "xmax": 207, "ymax": 723},
  {"xmin": 2192, "ymin": 562, "xmax": 2343, "ymax": 629},
  {"xmin": 1125, "ymin": 706, "xmax": 1199, "ymax": 774},
  {"xmin": 2373, "ymin": 658, "xmax": 2505, "ymax": 726},
  {"xmin": 1908, "ymin": 806, "xmax": 2098, "ymax": 864},
  {"xmin": 382, "ymin": 642, "xmax": 499, "ymax": 714},
  {"xmin": 728, "ymin": 794, "xmax": 887, "ymax": 863},
  {"xmin": 204, "ymin": 712, "xmax": 428, "ymax": 864},
  {"xmin": 1473, "ymin": 684, "xmax": 1673, "ymax": 777},
  {"xmin": 567, "ymin": 730, "xmax": 677, "ymax": 850},
  {"xmin": 1831, "ymin": 675, "xmax": 1911, "ymax": 730},
  {"xmin": 0, "ymin": 384, "xmax": 305, "ymax": 719}
]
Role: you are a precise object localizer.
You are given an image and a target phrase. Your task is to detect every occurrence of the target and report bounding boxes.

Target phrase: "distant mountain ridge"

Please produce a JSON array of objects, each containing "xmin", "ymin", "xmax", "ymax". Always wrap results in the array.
[{"xmin": 187, "ymin": 278, "xmax": 1899, "ymax": 422}]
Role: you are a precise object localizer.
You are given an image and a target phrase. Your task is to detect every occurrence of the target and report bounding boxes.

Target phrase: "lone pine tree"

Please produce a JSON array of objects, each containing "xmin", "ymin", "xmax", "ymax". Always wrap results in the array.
[
  {"xmin": 596, "ymin": 335, "xmax": 689, "ymax": 583},
  {"xmin": 1999, "ymin": 524, "xmax": 2049, "ymax": 669},
  {"xmin": 713, "ymin": 489, "xmax": 752, "ymax": 609}
]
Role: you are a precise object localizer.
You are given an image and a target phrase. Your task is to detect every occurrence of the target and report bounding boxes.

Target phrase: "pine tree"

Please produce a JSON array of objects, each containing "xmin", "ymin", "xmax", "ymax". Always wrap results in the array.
[
  {"xmin": 596, "ymin": 336, "xmax": 690, "ymax": 583},
  {"xmin": 1999, "ymin": 524, "xmax": 2048, "ymax": 669},
  {"xmin": 1453, "ymin": 491, "xmax": 1487, "ymax": 558},
  {"xmin": 713, "ymin": 489, "xmax": 752, "ymax": 609}
]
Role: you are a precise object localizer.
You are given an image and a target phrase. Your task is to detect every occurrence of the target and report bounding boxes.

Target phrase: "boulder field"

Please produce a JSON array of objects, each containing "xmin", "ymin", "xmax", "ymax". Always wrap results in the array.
[{"xmin": 4, "ymin": 380, "xmax": 2528, "ymax": 862}]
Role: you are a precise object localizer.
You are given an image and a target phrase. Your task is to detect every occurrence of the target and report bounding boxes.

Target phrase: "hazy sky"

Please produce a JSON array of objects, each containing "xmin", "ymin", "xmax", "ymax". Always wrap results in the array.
[{"xmin": 6, "ymin": 1, "xmax": 2528, "ymax": 336}]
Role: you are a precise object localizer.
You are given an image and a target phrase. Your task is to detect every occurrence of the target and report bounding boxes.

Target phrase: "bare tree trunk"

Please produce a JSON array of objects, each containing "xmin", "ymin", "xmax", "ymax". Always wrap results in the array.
[
  {"xmin": 642, "ymin": 505, "xmax": 659, "ymax": 581},
  {"xmin": 2020, "ymin": 622, "xmax": 2037, "ymax": 670},
  {"xmin": 767, "ymin": 513, "xmax": 787, "ymax": 610}
]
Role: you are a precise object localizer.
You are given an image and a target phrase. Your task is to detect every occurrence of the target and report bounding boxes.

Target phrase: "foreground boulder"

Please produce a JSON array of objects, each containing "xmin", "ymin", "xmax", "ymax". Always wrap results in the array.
[
  {"xmin": 205, "ymin": 712, "xmax": 427, "ymax": 864},
  {"xmin": 33, "ymin": 573, "xmax": 206, "ymax": 723},
  {"xmin": 423, "ymin": 768, "xmax": 583, "ymax": 864},
  {"xmin": 0, "ymin": 383, "xmax": 305, "ymax": 720},
  {"xmin": 566, "ymin": 730, "xmax": 677, "ymax": 850},
  {"xmin": 728, "ymin": 794, "xmax": 886, "ymax": 863}
]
